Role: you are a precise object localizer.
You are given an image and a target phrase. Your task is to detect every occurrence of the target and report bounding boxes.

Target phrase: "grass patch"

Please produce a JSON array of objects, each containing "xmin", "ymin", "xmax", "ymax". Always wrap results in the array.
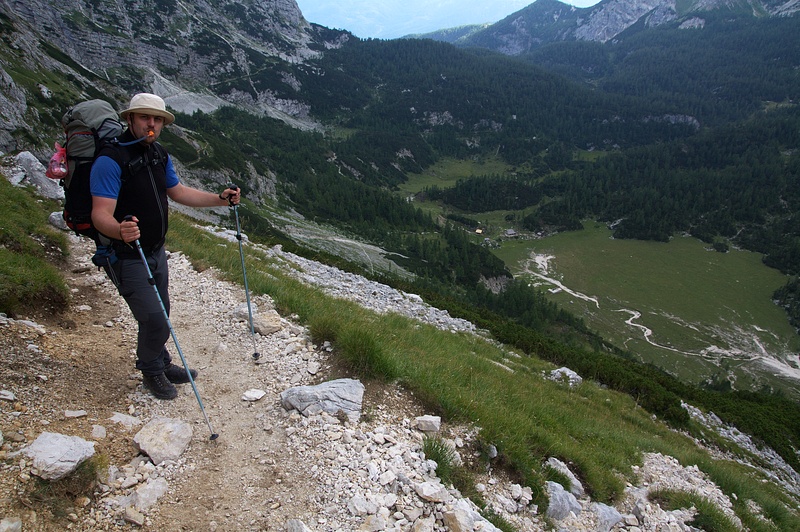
[
  {"xmin": 422, "ymin": 435, "xmax": 516, "ymax": 531},
  {"xmin": 20, "ymin": 455, "xmax": 108, "ymax": 519},
  {"xmin": 0, "ymin": 177, "xmax": 70, "ymax": 317},
  {"xmin": 422, "ymin": 435, "xmax": 460, "ymax": 486},
  {"xmin": 399, "ymin": 156, "xmax": 515, "ymax": 195},
  {"xmin": 650, "ymin": 488, "xmax": 742, "ymax": 532}
]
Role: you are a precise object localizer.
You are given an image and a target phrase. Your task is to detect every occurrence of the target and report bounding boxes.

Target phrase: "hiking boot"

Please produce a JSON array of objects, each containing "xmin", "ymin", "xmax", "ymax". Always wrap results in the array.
[
  {"xmin": 142, "ymin": 373, "xmax": 178, "ymax": 400},
  {"xmin": 164, "ymin": 363, "xmax": 198, "ymax": 384}
]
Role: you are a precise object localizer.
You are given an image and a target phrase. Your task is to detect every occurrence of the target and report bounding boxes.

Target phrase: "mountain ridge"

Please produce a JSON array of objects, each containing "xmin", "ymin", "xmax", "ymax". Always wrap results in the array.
[{"xmin": 413, "ymin": 0, "xmax": 800, "ymax": 53}]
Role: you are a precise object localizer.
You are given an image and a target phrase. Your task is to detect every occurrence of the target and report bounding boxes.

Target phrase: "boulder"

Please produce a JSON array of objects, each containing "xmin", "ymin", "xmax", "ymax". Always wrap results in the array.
[
  {"xmin": 133, "ymin": 417, "xmax": 193, "ymax": 465},
  {"xmin": 15, "ymin": 432, "xmax": 95, "ymax": 480},
  {"xmin": 280, "ymin": 378, "xmax": 364, "ymax": 422}
]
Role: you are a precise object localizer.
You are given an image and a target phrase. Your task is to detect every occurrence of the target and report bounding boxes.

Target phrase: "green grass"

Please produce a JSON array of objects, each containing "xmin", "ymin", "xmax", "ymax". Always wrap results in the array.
[
  {"xmin": 492, "ymin": 221, "xmax": 800, "ymax": 395},
  {"xmin": 422, "ymin": 435, "xmax": 460, "ymax": 486},
  {"xmin": 650, "ymin": 488, "xmax": 742, "ymax": 532},
  {"xmin": 22, "ymin": 454, "xmax": 108, "ymax": 519},
  {"xmin": 166, "ymin": 214, "xmax": 800, "ymax": 531},
  {"xmin": 399, "ymin": 156, "xmax": 516, "ymax": 195},
  {"xmin": 0, "ymin": 177, "xmax": 70, "ymax": 317}
]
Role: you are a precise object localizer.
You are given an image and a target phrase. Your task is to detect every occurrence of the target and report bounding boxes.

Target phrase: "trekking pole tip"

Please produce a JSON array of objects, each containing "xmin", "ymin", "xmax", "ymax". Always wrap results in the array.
[
  {"xmin": 252, "ymin": 351, "xmax": 261, "ymax": 360},
  {"xmin": 210, "ymin": 433, "xmax": 219, "ymax": 441}
]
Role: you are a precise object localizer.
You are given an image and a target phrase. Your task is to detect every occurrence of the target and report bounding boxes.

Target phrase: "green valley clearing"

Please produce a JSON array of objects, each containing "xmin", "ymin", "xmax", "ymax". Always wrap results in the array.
[{"xmin": 493, "ymin": 222, "xmax": 800, "ymax": 396}]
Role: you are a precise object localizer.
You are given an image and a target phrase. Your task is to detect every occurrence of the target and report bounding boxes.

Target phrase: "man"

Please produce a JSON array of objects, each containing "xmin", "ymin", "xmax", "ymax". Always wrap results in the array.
[{"xmin": 90, "ymin": 93, "xmax": 240, "ymax": 400}]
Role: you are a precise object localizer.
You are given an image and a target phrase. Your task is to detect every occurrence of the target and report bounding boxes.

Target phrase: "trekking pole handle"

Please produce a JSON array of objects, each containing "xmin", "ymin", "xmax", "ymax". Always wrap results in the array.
[
  {"xmin": 227, "ymin": 184, "xmax": 245, "ymax": 242},
  {"xmin": 223, "ymin": 183, "xmax": 239, "ymax": 207},
  {"xmin": 120, "ymin": 215, "xmax": 138, "ymax": 246}
]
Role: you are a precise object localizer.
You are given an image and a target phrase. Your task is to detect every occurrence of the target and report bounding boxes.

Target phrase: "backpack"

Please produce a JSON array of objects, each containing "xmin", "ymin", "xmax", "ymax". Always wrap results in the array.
[{"xmin": 58, "ymin": 99, "xmax": 125, "ymax": 240}]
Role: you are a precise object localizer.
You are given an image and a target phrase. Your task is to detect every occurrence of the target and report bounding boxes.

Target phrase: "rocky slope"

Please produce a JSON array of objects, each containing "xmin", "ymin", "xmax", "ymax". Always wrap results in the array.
[
  {"xmin": 448, "ymin": 0, "xmax": 800, "ymax": 54},
  {"xmin": 2, "ymin": 153, "xmax": 796, "ymax": 531},
  {"xmin": 0, "ymin": 0, "xmax": 347, "ymax": 153}
]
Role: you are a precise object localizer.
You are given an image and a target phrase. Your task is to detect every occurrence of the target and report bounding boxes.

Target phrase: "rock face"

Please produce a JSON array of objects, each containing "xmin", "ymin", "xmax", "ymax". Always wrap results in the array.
[
  {"xmin": 459, "ymin": 0, "xmax": 800, "ymax": 55},
  {"xmin": 10, "ymin": 0, "xmax": 316, "ymax": 78},
  {"xmin": 0, "ymin": 0, "xmax": 346, "ymax": 153},
  {"xmin": 573, "ymin": 0, "xmax": 677, "ymax": 43}
]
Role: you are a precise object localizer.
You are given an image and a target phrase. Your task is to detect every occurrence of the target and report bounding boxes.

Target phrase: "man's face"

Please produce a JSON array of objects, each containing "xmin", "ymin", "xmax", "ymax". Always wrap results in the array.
[{"xmin": 128, "ymin": 113, "xmax": 165, "ymax": 143}]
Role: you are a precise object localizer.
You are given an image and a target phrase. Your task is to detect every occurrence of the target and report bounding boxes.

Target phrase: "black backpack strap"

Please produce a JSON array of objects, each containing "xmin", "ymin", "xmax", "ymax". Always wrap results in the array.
[
  {"xmin": 117, "ymin": 141, "xmax": 167, "ymax": 183},
  {"xmin": 98, "ymin": 138, "xmax": 137, "ymax": 185}
]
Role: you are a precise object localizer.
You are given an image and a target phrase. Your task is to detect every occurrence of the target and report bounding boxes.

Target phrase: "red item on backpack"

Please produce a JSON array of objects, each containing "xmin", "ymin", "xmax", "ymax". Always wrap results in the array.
[{"xmin": 45, "ymin": 142, "xmax": 67, "ymax": 180}]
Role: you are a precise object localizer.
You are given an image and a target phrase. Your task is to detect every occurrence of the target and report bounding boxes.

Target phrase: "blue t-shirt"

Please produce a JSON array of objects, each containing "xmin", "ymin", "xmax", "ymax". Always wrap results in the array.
[{"xmin": 90, "ymin": 154, "xmax": 179, "ymax": 199}]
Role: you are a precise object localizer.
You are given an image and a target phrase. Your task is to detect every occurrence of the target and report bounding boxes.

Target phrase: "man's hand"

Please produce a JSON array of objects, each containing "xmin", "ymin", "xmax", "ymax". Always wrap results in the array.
[
  {"xmin": 119, "ymin": 216, "xmax": 140, "ymax": 243},
  {"xmin": 219, "ymin": 186, "xmax": 241, "ymax": 205}
]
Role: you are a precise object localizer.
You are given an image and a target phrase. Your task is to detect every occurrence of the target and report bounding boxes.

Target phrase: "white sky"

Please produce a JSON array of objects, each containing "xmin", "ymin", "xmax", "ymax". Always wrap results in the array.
[{"xmin": 295, "ymin": 0, "xmax": 602, "ymax": 39}]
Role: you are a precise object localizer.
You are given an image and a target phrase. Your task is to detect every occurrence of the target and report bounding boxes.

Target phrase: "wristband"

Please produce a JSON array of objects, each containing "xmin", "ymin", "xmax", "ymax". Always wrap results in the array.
[{"xmin": 219, "ymin": 192, "xmax": 226, "ymax": 201}]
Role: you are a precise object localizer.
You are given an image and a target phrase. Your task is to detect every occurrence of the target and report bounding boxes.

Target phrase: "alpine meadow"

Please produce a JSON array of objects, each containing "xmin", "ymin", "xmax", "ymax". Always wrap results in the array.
[{"xmin": 2, "ymin": 0, "xmax": 800, "ymax": 530}]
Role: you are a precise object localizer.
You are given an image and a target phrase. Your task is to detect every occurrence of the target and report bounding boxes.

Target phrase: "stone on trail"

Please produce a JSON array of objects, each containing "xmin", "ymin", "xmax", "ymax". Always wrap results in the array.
[
  {"xmin": 133, "ymin": 417, "xmax": 193, "ymax": 465},
  {"xmin": 411, "ymin": 415, "xmax": 441, "ymax": 433},
  {"xmin": 592, "ymin": 501, "xmax": 624, "ymax": 532},
  {"xmin": 242, "ymin": 388, "xmax": 267, "ymax": 402},
  {"xmin": 444, "ymin": 499, "xmax": 502, "ymax": 532},
  {"xmin": 280, "ymin": 378, "xmax": 364, "ymax": 422},
  {"xmin": 134, "ymin": 477, "xmax": 169, "ymax": 511},
  {"xmin": 414, "ymin": 481, "xmax": 452, "ymax": 503},
  {"xmin": 285, "ymin": 519, "xmax": 313, "ymax": 532},
  {"xmin": 0, "ymin": 517, "xmax": 22, "ymax": 532},
  {"xmin": 254, "ymin": 309, "xmax": 282, "ymax": 335},
  {"xmin": 0, "ymin": 390, "xmax": 16, "ymax": 401},
  {"xmin": 14, "ymin": 432, "xmax": 95, "ymax": 480},
  {"xmin": 234, "ymin": 304, "xmax": 283, "ymax": 336},
  {"xmin": 110, "ymin": 412, "xmax": 142, "ymax": 429},
  {"xmin": 124, "ymin": 507, "xmax": 146, "ymax": 527}
]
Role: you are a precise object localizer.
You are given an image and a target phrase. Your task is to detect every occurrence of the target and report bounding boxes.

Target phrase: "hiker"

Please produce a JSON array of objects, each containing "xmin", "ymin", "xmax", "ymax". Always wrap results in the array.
[{"xmin": 90, "ymin": 93, "xmax": 241, "ymax": 400}]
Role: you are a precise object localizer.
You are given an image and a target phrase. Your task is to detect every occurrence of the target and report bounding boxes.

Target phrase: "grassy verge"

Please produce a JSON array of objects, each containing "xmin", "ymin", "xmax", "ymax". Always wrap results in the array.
[
  {"xmin": 167, "ymin": 214, "xmax": 800, "ymax": 530},
  {"xmin": 0, "ymin": 176, "xmax": 70, "ymax": 317}
]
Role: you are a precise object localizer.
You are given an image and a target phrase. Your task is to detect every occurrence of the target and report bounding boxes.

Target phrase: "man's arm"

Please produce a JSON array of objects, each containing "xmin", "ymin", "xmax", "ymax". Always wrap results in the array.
[
  {"xmin": 92, "ymin": 196, "xmax": 141, "ymax": 243},
  {"xmin": 167, "ymin": 182, "xmax": 240, "ymax": 207}
]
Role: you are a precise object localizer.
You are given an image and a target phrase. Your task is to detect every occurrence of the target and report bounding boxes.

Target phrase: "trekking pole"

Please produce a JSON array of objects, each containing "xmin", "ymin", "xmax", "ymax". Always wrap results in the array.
[
  {"xmin": 125, "ymin": 217, "xmax": 219, "ymax": 440},
  {"xmin": 228, "ymin": 185, "xmax": 260, "ymax": 361}
]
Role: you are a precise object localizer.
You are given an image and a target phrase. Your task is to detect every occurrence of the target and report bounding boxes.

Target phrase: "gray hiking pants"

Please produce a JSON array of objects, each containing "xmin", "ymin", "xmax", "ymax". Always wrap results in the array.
[{"xmin": 103, "ymin": 245, "xmax": 173, "ymax": 376}]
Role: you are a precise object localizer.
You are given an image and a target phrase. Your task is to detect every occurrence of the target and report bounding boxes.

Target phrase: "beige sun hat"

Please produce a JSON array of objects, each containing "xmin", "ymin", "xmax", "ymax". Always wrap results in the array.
[{"xmin": 119, "ymin": 93, "xmax": 175, "ymax": 125}]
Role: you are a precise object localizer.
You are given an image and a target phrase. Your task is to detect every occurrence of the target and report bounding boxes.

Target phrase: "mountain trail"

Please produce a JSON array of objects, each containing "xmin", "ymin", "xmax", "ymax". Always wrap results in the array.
[{"xmin": 0, "ymin": 234, "xmax": 430, "ymax": 530}]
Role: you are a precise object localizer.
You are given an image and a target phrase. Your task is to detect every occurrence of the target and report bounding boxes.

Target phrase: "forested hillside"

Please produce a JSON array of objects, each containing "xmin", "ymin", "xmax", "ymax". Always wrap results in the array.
[
  {"xmin": 161, "ymin": 15, "xmax": 800, "ymax": 335},
  {"xmin": 524, "ymin": 14, "xmax": 800, "ymax": 125}
]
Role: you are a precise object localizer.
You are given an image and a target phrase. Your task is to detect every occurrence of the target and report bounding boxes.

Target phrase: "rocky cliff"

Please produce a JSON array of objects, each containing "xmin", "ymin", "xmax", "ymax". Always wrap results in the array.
[
  {"xmin": 0, "ymin": 0, "xmax": 347, "ymax": 153},
  {"xmin": 455, "ymin": 0, "xmax": 800, "ymax": 55}
]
